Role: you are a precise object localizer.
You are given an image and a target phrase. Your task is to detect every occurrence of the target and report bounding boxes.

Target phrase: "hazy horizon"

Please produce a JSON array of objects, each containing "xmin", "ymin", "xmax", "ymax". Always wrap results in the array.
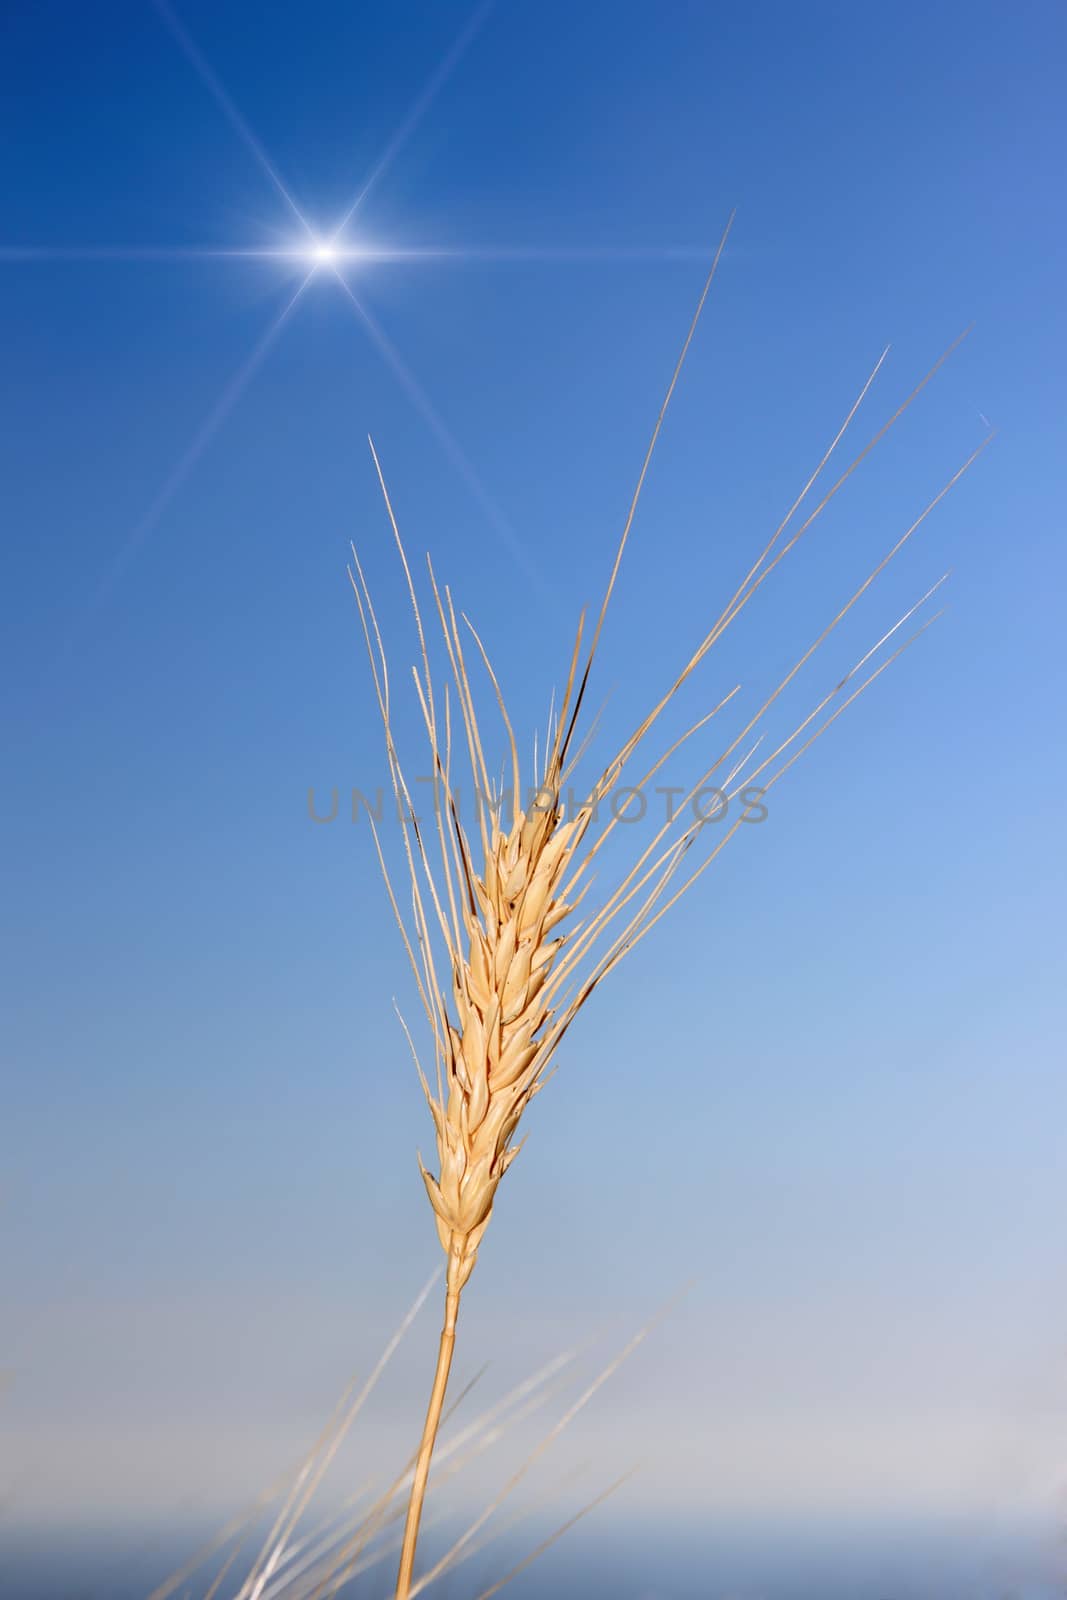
[{"xmin": 6, "ymin": 1513, "xmax": 1064, "ymax": 1600}]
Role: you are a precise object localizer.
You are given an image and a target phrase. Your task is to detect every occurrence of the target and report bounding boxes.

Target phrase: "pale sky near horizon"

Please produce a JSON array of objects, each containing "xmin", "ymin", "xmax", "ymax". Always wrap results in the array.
[{"xmin": 2, "ymin": 0, "xmax": 1066, "ymax": 1543}]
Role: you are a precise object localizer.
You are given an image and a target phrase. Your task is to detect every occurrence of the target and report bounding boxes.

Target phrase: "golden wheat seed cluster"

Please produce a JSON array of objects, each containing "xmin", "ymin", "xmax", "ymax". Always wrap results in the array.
[{"xmin": 421, "ymin": 803, "xmax": 585, "ymax": 1290}]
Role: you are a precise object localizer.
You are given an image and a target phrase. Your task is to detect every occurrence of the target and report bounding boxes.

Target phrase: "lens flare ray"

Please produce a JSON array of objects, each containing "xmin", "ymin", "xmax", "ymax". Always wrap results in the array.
[
  {"xmin": 334, "ymin": 271, "xmax": 549, "ymax": 594},
  {"xmin": 0, "ymin": 243, "xmax": 716, "ymax": 265},
  {"xmin": 75, "ymin": 272, "xmax": 313, "ymax": 632},
  {"xmin": 153, "ymin": 0, "xmax": 313, "ymax": 236},
  {"xmin": 330, "ymin": 0, "xmax": 496, "ymax": 240}
]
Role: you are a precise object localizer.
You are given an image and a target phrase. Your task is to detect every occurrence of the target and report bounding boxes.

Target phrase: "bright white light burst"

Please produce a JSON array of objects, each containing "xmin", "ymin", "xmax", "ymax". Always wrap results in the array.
[{"xmin": 310, "ymin": 239, "xmax": 338, "ymax": 268}]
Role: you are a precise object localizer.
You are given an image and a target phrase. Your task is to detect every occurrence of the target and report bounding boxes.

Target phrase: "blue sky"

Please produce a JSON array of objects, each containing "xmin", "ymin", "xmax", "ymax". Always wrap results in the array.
[{"xmin": 3, "ymin": 0, "xmax": 1066, "ymax": 1546}]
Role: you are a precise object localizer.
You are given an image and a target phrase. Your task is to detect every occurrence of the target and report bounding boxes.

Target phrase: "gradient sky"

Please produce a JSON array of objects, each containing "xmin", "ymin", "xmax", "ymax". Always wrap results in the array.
[{"xmin": 2, "ymin": 0, "xmax": 1066, "ymax": 1549}]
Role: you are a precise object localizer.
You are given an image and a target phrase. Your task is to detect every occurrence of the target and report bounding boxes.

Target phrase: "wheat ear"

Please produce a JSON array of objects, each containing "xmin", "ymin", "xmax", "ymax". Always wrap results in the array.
[{"xmin": 349, "ymin": 216, "xmax": 985, "ymax": 1599}]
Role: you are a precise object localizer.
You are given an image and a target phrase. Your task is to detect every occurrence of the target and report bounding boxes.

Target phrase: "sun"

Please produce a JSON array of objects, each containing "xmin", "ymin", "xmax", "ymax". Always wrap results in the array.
[{"xmin": 309, "ymin": 239, "xmax": 338, "ymax": 269}]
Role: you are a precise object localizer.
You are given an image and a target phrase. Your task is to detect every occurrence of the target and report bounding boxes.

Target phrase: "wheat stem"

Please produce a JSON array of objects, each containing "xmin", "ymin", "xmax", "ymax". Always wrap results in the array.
[{"xmin": 395, "ymin": 1261, "xmax": 464, "ymax": 1600}]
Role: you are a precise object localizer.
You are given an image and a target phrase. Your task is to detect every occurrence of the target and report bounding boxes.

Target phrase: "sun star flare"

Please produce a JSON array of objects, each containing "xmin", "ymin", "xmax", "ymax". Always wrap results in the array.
[{"xmin": 310, "ymin": 238, "xmax": 339, "ymax": 268}]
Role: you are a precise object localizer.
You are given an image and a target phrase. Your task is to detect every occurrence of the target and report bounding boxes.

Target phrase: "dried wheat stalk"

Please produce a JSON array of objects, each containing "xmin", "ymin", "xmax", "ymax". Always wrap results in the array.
[{"xmin": 347, "ymin": 215, "xmax": 987, "ymax": 1599}]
